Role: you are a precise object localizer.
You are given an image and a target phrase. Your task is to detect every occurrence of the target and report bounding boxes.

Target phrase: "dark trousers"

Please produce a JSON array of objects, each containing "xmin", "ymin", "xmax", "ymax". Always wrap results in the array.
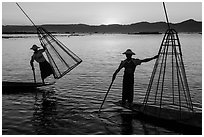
[
  {"xmin": 122, "ymin": 73, "xmax": 134, "ymax": 104},
  {"xmin": 39, "ymin": 61, "xmax": 54, "ymax": 80}
]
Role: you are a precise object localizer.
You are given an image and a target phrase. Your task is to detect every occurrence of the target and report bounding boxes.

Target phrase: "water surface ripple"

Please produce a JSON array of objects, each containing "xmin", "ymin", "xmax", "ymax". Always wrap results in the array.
[{"xmin": 2, "ymin": 34, "xmax": 202, "ymax": 135}]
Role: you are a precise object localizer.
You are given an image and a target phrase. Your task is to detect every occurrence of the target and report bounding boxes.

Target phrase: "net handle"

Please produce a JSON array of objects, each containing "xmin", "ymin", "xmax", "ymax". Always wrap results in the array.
[
  {"xmin": 16, "ymin": 3, "xmax": 38, "ymax": 29},
  {"xmin": 163, "ymin": 2, "xmax": 171, "ymax": 29}
]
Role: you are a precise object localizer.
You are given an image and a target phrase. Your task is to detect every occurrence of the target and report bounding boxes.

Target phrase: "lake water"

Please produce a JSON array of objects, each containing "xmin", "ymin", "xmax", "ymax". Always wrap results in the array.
[{"xmin": 2, "ymin": 33, "xmax": 202, "ymax": 135}]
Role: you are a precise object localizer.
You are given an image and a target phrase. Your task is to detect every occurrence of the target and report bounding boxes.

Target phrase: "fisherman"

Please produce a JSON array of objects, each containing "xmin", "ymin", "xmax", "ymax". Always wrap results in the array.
[
  {"xmin": 30, "ymin": 44, "xmax": 54, "ymax": 84},
  {"xmin": 112, "ymin": 49, "xmax": 158, "ymax": 106}
]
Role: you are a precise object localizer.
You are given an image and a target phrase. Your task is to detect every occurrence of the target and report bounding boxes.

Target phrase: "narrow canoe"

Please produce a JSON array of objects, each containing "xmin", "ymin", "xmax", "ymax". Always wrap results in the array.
[
  {"xmin": 114, "ymin": 100, "xmax": 202, "ymax": 134},
  {"xmin": 2, "ymin": 81, "xmax": 54, "ymax": 92}
]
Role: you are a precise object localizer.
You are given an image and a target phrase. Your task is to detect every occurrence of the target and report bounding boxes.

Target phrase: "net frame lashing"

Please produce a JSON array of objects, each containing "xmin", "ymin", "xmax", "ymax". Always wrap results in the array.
[
  {"xmin": 37, "ymin": 27, "xmax": 82, "ymax": 79},
  {"xmin": 142, "ymin": 3, "xmax": 194, "ymax": 115}
]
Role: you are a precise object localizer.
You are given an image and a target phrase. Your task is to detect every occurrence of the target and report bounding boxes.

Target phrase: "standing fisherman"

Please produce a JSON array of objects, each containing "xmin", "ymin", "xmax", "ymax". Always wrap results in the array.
[
  {"xmin": 30, "ymin": 44, "xmax": 54, "ymax": 84},
  {"xmin": 112, "ymin": 49, "xmax": 158, "ymax": 106}
]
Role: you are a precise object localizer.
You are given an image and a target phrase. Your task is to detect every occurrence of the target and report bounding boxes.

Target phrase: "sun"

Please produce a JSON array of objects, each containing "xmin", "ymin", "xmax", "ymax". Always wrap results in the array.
[{"xmin": 103, "ymin": 18, "xmax": 120, "ymax": 25}]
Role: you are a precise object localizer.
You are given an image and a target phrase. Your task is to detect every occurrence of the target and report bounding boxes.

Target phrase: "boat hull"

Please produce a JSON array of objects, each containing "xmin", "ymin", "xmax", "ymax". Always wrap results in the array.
[
  {"xmin": 114, "ymin": 100, "xmax": 202, "ymax": 134},
  {"xmin": 2, "ymin": 81, "xmax": 54, "ymax": 93}
]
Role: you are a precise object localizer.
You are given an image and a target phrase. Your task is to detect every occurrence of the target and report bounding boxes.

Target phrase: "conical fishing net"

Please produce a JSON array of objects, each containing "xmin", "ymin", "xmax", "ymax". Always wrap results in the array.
[
  {"xmin": 143, "ymin": 29, "xmax": 193, "ymax": 113},
  {"xmin": 37, "ymin": 27, "xmax": 82, "ymax": 79}
]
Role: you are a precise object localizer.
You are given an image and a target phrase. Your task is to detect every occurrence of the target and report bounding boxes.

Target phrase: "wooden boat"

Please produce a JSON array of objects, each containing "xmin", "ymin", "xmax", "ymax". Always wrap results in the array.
[
  {"xmin": 2, "ymin": 81, "xmax": 54, "ymax": 92},
  {"xmin": 114, "ymin": 100, "xmax": 202, "ymax": 134}
]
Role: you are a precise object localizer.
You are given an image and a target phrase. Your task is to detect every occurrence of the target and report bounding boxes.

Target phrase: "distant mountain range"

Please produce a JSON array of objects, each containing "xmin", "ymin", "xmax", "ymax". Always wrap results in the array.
[{"xmin": 2, "ymin": 19, "xmax": 202, "ymax": 34}]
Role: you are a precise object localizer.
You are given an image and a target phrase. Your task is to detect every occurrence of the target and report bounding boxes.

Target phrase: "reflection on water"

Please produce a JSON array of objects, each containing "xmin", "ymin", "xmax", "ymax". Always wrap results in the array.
[
  {"xmin": 2, "ymin": 34, "xmax": 202, "ymax": 135},
  {"xmin": 1, "ymin": 86, "xmax": 196, "ymax": 135},
  {"xmin": 32, "ymin": 89, "xmax": 57, "ymax": 134},
  {"xmin": 120, "ymin": 113, "xmax": 133, "ymax": 134}
]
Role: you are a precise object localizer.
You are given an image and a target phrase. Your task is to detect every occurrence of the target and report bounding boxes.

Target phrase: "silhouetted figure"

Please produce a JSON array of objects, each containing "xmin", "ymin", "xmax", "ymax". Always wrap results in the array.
[
  {"xmin": 30, "ymin": 44, "xmax": 54, "ymax": 84},
  {"xmin": 112, "ymin": 49, "xmax": 158, "ymax": 106}
]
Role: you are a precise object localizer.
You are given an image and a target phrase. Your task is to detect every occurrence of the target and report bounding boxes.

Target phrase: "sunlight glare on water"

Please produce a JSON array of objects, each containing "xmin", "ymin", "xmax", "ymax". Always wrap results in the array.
[{"xmin": 2, "ymin": 33, "xmax": 202, "ymax": 135}]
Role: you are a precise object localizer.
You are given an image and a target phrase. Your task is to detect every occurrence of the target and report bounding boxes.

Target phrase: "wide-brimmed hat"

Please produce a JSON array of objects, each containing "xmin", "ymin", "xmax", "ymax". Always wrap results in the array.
[
  {"xmin": 122, "ymin": 49, "xmax": 135, "ymax": 55},
  {"xmin": 30, "ymin": 44, "xmax": 40, "ymax": 50}
]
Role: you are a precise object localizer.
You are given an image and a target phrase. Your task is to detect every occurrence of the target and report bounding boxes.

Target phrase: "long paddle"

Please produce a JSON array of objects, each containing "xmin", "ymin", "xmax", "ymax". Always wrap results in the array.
[{"xmin": 98, "ymin": 79, "xmax": 114, "ymax": 113}]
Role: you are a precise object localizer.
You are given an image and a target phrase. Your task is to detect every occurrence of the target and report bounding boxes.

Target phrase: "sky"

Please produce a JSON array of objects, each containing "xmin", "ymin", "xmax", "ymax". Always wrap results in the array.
[{"xmin": 2, "ymin": 2, "xmax": 202, "ymax": 25}]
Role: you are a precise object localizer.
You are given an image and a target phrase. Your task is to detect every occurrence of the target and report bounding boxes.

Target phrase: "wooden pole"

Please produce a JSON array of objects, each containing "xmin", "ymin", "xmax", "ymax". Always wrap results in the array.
[
  {"xmin": 98, "ymin": 80, "xmax": 114, "ymax": 113},
  {"xmin": 163, "ymin": 2, "xmax": 171, "ymax": 29},
  {"xmin": 32, "ymin": 69, "xmax": 36, "ymax": 83}
]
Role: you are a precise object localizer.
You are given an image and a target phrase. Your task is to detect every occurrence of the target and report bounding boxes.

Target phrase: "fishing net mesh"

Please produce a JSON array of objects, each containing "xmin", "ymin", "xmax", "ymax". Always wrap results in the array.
[
  {"xmin": 143, "ymin": 29, "xmax": 193, "ymax": 113},
  {"xmin": 37, "ymin": 27, "xmax": 82, "ymax": 79}
]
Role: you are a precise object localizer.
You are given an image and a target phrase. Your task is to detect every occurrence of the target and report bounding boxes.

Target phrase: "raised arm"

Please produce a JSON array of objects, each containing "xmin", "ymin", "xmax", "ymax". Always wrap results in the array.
[
  {"xmin": 40, "ymin": 46, "xmax": 46, "ymax": 52},
  {"xmin": 140, "ymin": 55, "xmax": 159, "ymax": 63},
  {"xmin": 40, "ymin": 43, "xmax": 46, "ymax": 51}
]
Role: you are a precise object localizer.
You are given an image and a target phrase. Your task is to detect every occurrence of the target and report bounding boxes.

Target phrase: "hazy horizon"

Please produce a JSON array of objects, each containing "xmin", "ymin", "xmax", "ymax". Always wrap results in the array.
[
  {"xmin": 2, "ymin": 2, "xmax": 202, "ymax": 26},
  {"xmin": 2, "ymin": 18, "xmax": 202, "ymax": 26}
]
